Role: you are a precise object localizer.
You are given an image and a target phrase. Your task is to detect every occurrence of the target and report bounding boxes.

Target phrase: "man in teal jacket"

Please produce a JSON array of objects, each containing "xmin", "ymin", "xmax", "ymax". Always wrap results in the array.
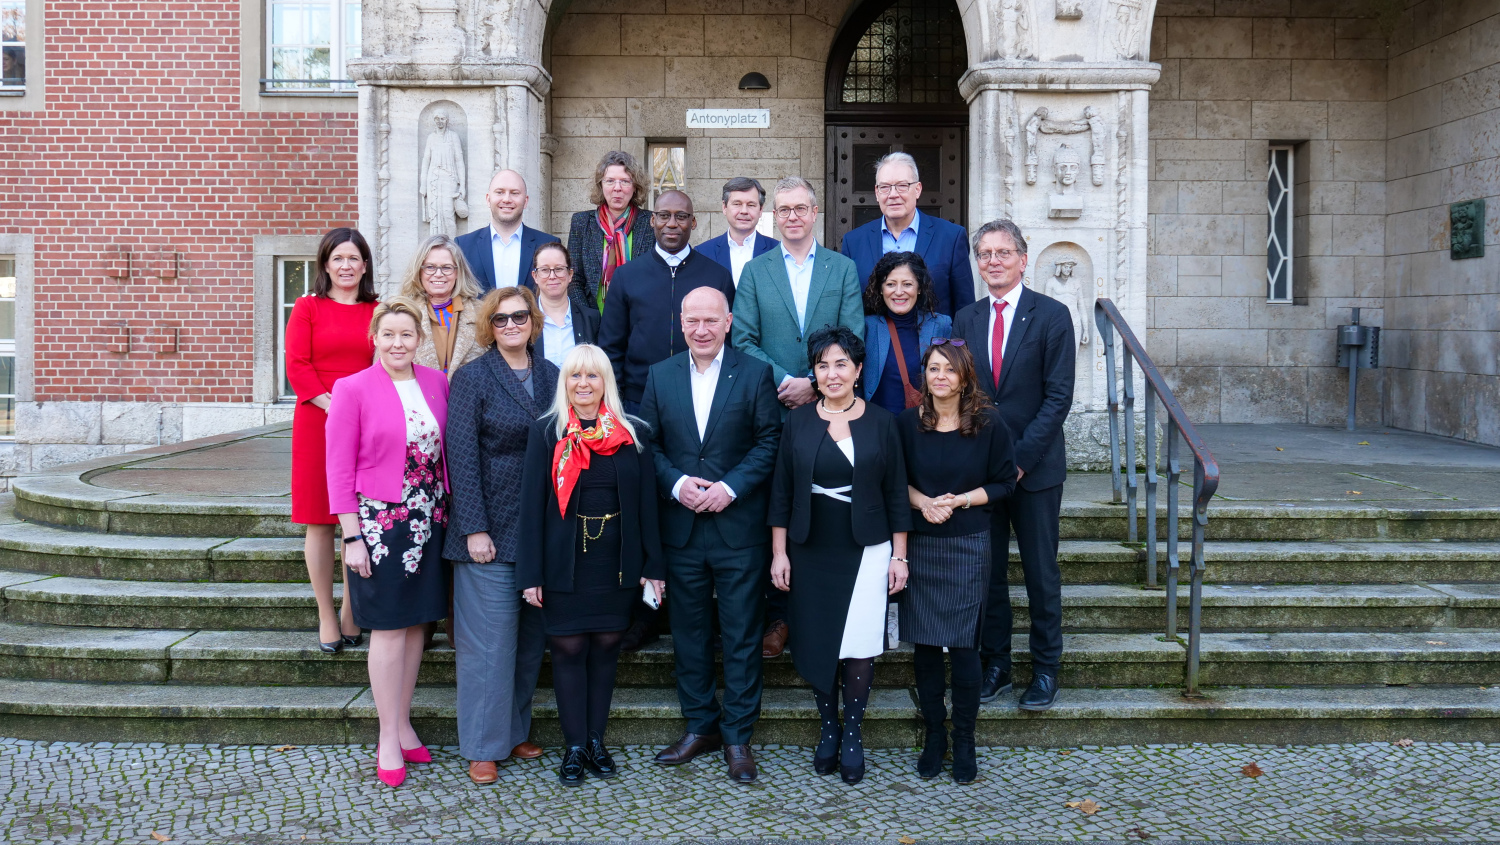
[{"xmin": 731, "ymin": 176, "xmax": 864, "ymax": 414}]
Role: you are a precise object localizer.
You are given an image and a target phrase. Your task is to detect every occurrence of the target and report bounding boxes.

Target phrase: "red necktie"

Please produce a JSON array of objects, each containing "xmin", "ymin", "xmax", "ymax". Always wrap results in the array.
[{"xmin": 992, "ymin": 300, "xmax": 1008, "ymax": 388}]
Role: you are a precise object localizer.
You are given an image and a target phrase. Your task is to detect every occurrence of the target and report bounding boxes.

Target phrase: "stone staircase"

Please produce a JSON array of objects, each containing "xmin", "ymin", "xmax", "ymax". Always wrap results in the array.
[{"xmin": 3, "ymin": 424, "xmax": 1500, "ymax": 747}]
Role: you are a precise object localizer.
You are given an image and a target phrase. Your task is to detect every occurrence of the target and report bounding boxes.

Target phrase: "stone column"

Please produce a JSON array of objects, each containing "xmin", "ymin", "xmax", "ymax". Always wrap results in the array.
[
  {"xmin": 961, "ymin": 62, "xmax": 1158, "ymax": 469},
  {"xmin": 349, "ymin": 0, "xmax": 550, "ymax": 293}
]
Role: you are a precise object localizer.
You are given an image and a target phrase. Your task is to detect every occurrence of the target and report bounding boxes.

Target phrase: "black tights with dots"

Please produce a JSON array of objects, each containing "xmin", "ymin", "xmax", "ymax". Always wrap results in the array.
[{"xmin": 812, "ymin": 656, "xmax": 876, "ymax": 766}]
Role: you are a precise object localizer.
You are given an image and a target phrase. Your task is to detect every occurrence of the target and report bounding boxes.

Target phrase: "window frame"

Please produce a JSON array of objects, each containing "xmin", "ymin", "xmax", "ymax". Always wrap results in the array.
[
  {"xmin": 275, "ymin": 256, "xmax": 317, "ymax": 401},
  {"xmin": 0, "ymin": 255, "xmax": 16, "ymax": 439},
  {"xmin": 646, "ymin": 141, "xmax": 688, "ymax": 211},
  {"xmin": 261, "ymin": 0, "xmax": 361, "ymax": 96},
  {"xmin": 0, "ymin": 0, "xmax": 40, "ymax": 111},
  {"xmin": 0, "ymin": 0, "xmax": 23, "ymax": 94},
  {"xmin": 1266, "ymin": 144, "xmax": 1295, "ymax": 305}
]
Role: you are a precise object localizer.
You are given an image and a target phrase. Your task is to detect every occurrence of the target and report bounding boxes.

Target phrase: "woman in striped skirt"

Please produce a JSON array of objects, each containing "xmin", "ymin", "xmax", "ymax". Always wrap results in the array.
[{"xmin": 895, "ymin": 339, "xmax": 1016, "ymax": 784}]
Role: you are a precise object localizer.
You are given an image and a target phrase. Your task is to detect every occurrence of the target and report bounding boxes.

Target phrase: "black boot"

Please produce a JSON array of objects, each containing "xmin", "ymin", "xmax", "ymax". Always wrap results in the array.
[
  {"xmin": 913, "ymin": 645, "xmax": 949, "ymax": 779},
  {"xmin": 950, "ymin": 676, "xmax": 980, "ymax": 785}
]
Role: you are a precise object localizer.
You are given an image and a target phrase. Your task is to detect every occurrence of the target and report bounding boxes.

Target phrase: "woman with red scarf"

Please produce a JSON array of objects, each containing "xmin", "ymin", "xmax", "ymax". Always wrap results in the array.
[
  {"xmin": 517, "ymin": 343, "xmax": 665, "ymax": 786},
  {"xmin": 566, "ymin": 150, "xmax": 656, "ymax": 313}
]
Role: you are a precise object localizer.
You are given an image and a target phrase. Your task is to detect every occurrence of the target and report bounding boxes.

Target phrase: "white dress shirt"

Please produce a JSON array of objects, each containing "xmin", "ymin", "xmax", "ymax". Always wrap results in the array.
[
  {"xmin": 490, "ymin": 225, "xmax": 524, "ymax": 290},
  {"xmin": 782, "ymin": 240, "xmax": 817, "ymax": 332},
  {"xmin": 986, "ymin": 282, "xmax": 1025, "ymax": 374},
  {"xmin": 727, "ymin": 231, "xmax": 756, "ymax": 287},
  {"xmin": 656, "ymin": 242, "xmax": 691, "ymax": 268},
  {"xmin": 540, "ymin": 303, "xmax": 574, "ymax": 368},
  {"xmin": 669, "ymin": 346, "xmax": 737, "ymax": 503}
]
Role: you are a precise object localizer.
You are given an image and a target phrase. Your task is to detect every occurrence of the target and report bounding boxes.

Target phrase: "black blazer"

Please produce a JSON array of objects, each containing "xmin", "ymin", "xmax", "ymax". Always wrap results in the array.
[
  {"xmin": 533, "ymin": 298, "xmax": 601, "ymax": 363},
  {"xmin": 952, "ymin": 286, "xmax": 1075, "ymax": 491},
  {"xmin": 637, "ymin": 348, "xmax": 783, "ymax": 550},
  {"xmin": 768, "ymin": 402, "xmax": 913, "ymax": 546},
  {"xmin": 567, "ymin": 208, "xmax": 656, "ymax": 313},
  {"xmin": 442, "ymin": 350, "xmax": 560, "ymax": 563},
  {"xmin": 454, "ymin": 224, "xmax": 560, "ymax": 293},
  {"xmin": 516, "ymin": 415, "xmax": 666, "ymax": 592}
]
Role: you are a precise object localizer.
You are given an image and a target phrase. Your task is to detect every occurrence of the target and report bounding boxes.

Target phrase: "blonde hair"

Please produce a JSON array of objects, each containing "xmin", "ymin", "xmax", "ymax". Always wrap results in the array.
[
  {"xmin": 548, "ymin": 344, "xmax": 644, "ymax": 450},
  {"xmin": 475, "ymin": 286, "xmax": 543, "ymax": 349},
  {"xmin": 369, "ymin": 297, "xmax": 427, "ymax": 341},
  {"xmin": 397, "ymin": 234, "xmax": 481, "ymax": 303}
]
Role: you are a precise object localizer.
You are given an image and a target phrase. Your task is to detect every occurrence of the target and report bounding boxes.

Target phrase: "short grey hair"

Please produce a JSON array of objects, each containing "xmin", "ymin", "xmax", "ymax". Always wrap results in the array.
[
  {"xmin": 971, "ymin": 219, "xmax": 1028, "ymax": 256},
  {"xmin": 721, "ymin": 177, "xmax": 766, "ymax": 205},
  {"xmin": 875, "ymin": 151, "xmax": 920, "ymax": 182},
  {"xmin": 773, "ymin": 176, "xmax": 817, "ymax": 207}
]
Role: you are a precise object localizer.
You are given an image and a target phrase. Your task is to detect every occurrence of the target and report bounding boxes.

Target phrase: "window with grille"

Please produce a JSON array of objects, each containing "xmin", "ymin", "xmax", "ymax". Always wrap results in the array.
[
  {"xmin": 0, "ymin": 256, "xmax": 15, "ymax": 437},
  {"xmin": 1, "ymin": 1, "xmax": 23, "ymax": 92},
  {"xmin": 265, "ymin": 0, "xmax": 361, "ymax": 93},
  {"xmin": 1266, "ymin": 145, "xmax": 1294, "ymax": 304},
  {"xmin": 648, "ymin": 142, "xmax": 687, "ymax": 210},
  {"xmin": 277, "ymin": 258, "xmax": 315, "ymax": 399},
  {"xmin": 839, "ymin": 0, "xmax": 966, "ymax": 106}
]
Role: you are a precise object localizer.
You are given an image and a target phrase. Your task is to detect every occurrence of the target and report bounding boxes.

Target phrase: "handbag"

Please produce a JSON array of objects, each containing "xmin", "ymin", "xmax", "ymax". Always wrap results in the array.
[{"xmin": 885, "ymin": 319, "xmax": 924, "ymax": 409}]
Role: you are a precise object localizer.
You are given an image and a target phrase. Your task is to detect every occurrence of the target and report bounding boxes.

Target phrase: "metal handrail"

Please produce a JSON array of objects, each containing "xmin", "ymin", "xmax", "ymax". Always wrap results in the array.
[{"xmin": 1094, "ymin": 298, "xmax": 1220, "ymax": 696}]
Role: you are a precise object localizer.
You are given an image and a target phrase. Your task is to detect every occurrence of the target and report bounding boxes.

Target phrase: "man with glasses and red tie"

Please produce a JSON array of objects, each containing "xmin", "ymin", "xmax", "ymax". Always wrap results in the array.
[{"xmin": 951, "ymin": 219, "xmax": 1075, "ymax": 712}]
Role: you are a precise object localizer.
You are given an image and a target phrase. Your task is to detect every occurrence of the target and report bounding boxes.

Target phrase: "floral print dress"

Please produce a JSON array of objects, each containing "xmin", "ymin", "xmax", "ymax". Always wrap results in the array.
[{"xmin": 346, "ymin": 379, "xmax": 450, "ymax": 631}]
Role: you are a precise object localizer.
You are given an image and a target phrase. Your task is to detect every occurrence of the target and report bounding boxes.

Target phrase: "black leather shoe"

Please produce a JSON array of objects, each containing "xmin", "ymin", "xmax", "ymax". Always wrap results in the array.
[
  {"xmin": 558, "ymin": 746, "xmax": 588, "ymax": 786},
  {"xmin": 979, "ymin": 665, "xmax": 1012, "ymax": 703},
  {"xmin": 813, "ymin": 721, "xmax": 841, "ymax": 775},
  {"xmin": 1019, "ymin": 673, "xmax": 1059, "ymax": 711},
  {"xmin": 341, "ymin": 631, "xmax": 364, "ymax": 648},
  {"xmin": 583, "ymin": 734, "xmax": 617, "ymax": 778},
  {"xmin": 318, "ymin": 639, "xmax": 342, "ymax": 654}
]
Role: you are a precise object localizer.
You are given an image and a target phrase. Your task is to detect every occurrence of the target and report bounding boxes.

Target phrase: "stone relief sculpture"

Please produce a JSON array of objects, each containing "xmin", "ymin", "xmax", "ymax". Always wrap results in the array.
[
  {"xmin": 1024, "ymin": 107, "xmax": 1046, "ymax": 185},
  {"xmin": 1046, "ymin": 259, "xmax": 1089, "ymax": 347},
  {"xmin": 1085, "ymin": 106, "xmax": 1106, "ymax": 186},
  {"xmin": 1001, "ymin": 0, "xmax": 1036, "ymax": 60},
  {"xmin": 1055, "ymin": 0, "xmax": 1082, "ymax": 19},
  {"xmin": 410, "ymin": 0, "xmax": 468, "ymax": 63},
  {"xmin": 1110, "ymin": 0, "xmax": 1145, "ymax": 60},
  {"xmin": 420, "ymin": 109, "xmax": 468, "ymax": 238},
  {"xmin": 1024, "ymin": 106, "xmax": 1102, "ymax": 188},
  {"xmin": 1049, "ymin": 144, "xmax": 1083, "ymax": 219}
]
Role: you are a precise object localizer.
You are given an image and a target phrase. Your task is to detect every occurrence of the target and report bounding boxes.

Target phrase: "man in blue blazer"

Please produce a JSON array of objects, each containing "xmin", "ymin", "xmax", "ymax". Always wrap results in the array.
[
  {"xmin": 454, "ymin": 169, "xmax": 560, "ymax": 293},
  {"xmin": 952, "ymin": 219, "xmax": 1075, "ymax": 713},
  {"xmin": 696, "ymin": 177, "xmax": 779, "ymax": 287},
  {"xmin": 839, "ymin": 152, "xmax": 976, "ymax": 318}
]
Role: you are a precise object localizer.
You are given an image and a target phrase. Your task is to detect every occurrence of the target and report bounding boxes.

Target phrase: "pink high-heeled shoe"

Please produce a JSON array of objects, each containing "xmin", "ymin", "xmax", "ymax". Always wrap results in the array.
[
  {"xmin": 401, "ymin": 745, "xmax": 431, "ymax": 764},
  {"xmin": 375, "ymin": 745, "xmax": 406, "ymax": 788}
]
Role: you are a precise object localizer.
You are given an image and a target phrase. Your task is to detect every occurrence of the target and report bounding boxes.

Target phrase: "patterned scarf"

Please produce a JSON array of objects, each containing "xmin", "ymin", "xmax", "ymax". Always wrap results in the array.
[
  {"xmin": 551, "ymin": 407, "xmax": 634, "ymax": 517},
  {"xmin": 595, "ymin": 204, "xmax": 636, "ymax": 311}
]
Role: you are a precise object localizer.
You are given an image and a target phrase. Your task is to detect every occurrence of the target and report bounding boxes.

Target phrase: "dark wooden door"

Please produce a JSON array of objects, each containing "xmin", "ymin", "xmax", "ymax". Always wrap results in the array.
[{"xmin": 826, "ymin": 124, "xmax": 966, "ymax": 250}]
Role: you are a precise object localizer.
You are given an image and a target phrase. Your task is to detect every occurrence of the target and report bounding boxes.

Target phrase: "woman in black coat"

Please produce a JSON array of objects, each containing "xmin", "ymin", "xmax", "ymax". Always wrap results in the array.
[
  {"xmin": 443, "ymin": 286, "xmax": 560, "ymax": 783},
  {"xmin": 566, "ymin": 150, "xmax": 655, "ymax": 314},
  {"xmin": 517, "ymin": 343, "xmax": 666, "ymax": 786},
  {"xmin": 768, "ymin": 325, "xmax": 911, "ymax": 785}
]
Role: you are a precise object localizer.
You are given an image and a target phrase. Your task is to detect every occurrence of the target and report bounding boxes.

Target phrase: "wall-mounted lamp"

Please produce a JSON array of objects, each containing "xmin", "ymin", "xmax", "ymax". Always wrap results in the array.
[{"xmin": 737, "ymin": 72, "xmax": 771, "ymax": 91}]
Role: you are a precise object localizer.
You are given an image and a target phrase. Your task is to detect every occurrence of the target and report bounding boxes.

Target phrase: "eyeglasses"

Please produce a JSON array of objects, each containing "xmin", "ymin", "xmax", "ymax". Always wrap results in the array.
[
  {"xmin": 533, "ymin": 267, "xmax": 570, "ymax": 278},
  {"xmin": 490, "ymin": 311, "xmax": 532, "ymax": 327},
  {"xmin": 874, "ymin": 181, "xmax": 916, "ymax": 197},
  {"xmin": 975, "ymin": 249, "xmax": 1019, "ymax": 263},
  {"xmin": 930, "ymin": 338, "xmax": 966, "ymax": 347},
  {"xmin": 774, "ymin": 205, "xmax": 814, "ymax": 219},
  {"xmin": 652, "ymin": 211, "xmax": 694, "ymax": 224},
  {"xmin": 602, "ymin": 178, "xmax": 633, "ymax": 189},
  {"xmin": 422, "ymin": 264, "xmax": 458, "ymax": 276}
]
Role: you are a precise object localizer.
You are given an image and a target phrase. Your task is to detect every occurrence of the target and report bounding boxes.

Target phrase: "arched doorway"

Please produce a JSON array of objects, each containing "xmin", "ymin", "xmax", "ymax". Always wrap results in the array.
[{"xmin": 824, "ymin": 0, "xmax": 969, "ymax": 249}]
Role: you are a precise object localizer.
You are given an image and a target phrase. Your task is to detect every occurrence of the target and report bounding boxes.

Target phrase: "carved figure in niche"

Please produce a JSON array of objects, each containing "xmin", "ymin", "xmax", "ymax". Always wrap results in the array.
[
  {"xmin": 1025, "ymin": 106, "xmax": 1102, "ymax": 187},
  {"xmin": 420, "ymin": 109, "xmax": 468, "ymax": 238},
  {"xmin": 1084, "ymin": 106, "xmax": 1106, "ymax": 186},
  {"xmin": 485, "ymin": 0, "xmax": 519, "ymax": 56},
  {"xmin": 1046, "ymin": 259, "xmax": 1089, "ymax": 347},
  {"xmin": 1048, "ymin": 144, "xmax": 1084, "ymax": 219},
  {"xmin": 1055, "ymin": 0, "xmax": 1082, "ymax": 19},
  {"xmin": 1024, "ymin": 107, "xmax": 1046, "ymax": 185},
  {"xmin": 1451, "ymin": 199, "xmax": 1486, "ymax": 260},
  {"xmin": 1110, "ymin": 0, "xmax": 1144, "ymax": 60}
]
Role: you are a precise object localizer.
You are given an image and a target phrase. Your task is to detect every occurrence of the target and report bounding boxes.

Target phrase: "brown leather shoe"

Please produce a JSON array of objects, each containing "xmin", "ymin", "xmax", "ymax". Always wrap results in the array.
[
  {"xmin": 761, "ymin": 620, "xmax": 789, "ymax": 658},
  {"xmin": 510, "ymin": 741, "xmax": 544, "ymax": 760},
  {"xmin": 468, "ymin": 760, "xmax": 498, "ymax": 784},
  {"xmin": 653, "ymin": 732, "xmax": 723, "ymax": 765},
  {"xmin": 724, "ymin": 744, "xmax": 757, "ymax": 783}
]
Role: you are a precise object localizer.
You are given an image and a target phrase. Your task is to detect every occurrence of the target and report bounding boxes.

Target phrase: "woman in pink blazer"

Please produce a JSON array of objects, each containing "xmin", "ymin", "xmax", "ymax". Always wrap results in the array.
[{"xmin": 326, "ymin": 297, "xmax": 451, "ymax": 789}]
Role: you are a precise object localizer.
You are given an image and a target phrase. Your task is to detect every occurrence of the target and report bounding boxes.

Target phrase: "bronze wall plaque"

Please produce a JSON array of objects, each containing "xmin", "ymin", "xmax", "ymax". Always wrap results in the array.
[{"xmin": 1451, "ymin": 199, "xmax": 1485, "ymax": 260}]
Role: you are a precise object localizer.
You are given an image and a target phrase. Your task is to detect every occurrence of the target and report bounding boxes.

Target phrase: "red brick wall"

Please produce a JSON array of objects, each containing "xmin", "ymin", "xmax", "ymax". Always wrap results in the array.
[{"xmin": 0, "ymin": 1, "xmax": 358, "ymax": 402}]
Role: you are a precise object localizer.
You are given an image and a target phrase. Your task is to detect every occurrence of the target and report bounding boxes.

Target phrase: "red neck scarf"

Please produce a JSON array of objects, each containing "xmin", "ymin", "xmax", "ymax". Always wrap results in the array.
[
  {"xmin": 552, "ymin": 407, "xmax": 634, "ymax": 516},
  {"xmin": 596, "ymin": 204, "xmax": 636, "ymax": 304}
]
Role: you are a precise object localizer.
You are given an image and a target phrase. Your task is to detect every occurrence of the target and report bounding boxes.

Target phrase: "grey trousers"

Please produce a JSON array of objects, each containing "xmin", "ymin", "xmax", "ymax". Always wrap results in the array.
[{"xmin": 452, "ymin": 560, "xmax": 546, "ymax": 762}]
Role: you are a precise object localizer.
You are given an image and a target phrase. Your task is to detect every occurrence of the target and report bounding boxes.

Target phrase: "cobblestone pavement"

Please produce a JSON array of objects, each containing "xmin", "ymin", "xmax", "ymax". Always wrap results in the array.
[{"xmin": 3, "ymin": 737, "xmax": 1496, "ymax": 843}]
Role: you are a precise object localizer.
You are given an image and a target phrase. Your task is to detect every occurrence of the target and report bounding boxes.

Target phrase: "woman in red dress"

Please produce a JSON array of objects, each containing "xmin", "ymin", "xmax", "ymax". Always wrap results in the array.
[{"xmin": 286, "ymin": 227, "xmax": 380, "ymax": 652}]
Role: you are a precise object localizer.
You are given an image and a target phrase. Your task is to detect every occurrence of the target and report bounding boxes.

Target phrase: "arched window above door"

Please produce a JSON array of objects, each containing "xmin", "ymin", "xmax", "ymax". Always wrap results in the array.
[{"xmin": 831, "ymin": 0, "xmax": 967, "ymax": 109}]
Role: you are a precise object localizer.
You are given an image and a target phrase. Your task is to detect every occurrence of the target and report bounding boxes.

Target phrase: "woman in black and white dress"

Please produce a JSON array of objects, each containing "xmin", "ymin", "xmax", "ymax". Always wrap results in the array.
[
  {"xmin": 897, "ymin": 339, "xmax": 1015, "ymax": 784},
  {"xmin": 769, "ymin": 325, "xmax": 911, "ymax": 785}
]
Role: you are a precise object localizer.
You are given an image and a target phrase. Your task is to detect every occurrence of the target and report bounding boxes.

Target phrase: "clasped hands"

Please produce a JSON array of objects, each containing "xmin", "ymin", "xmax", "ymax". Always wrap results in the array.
[
  {"xmin": 678, "ymin": 477, "xmax": 733, "ymax": 513},
  {"xmin": 915, "ymin": 492, "xmax": 966, "ymax": 525}
]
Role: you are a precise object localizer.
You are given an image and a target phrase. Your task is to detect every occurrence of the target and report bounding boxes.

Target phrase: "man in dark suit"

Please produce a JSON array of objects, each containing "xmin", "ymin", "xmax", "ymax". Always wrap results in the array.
[
  {"xmin": 697, "ymin": 177, "xmax": 779, "ymax": 287},
  {"xmin": 952, "ymin": 219, "xmax": 1075, "ymax": 712},
  {"xmin": 638, "ymin": 286, "xmax": 782, "ymax": 783},
  {"xmin": 454, "ymin": 169, "xmax": 560, "ymax": 293},
  {"xmin": 839, "ymin": 152, "xmax": 976, "ymax": 318}
]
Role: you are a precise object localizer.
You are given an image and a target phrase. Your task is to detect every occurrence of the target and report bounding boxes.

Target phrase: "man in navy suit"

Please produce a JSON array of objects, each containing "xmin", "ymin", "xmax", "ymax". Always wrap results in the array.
[
  {"xmin": 952, "ymin": 219, "xmax": 1075, "ymax": 712},
  {"xmin": 839, "ymin": 152, "xmax": 976, "ymax": 317},
  {"xmin": 454, "ymin": 169, "xmax": 560, "ymax": 293},
  {"xmin": 696, "ymin": 177, "xmax": 779, "ymax": 287}
]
